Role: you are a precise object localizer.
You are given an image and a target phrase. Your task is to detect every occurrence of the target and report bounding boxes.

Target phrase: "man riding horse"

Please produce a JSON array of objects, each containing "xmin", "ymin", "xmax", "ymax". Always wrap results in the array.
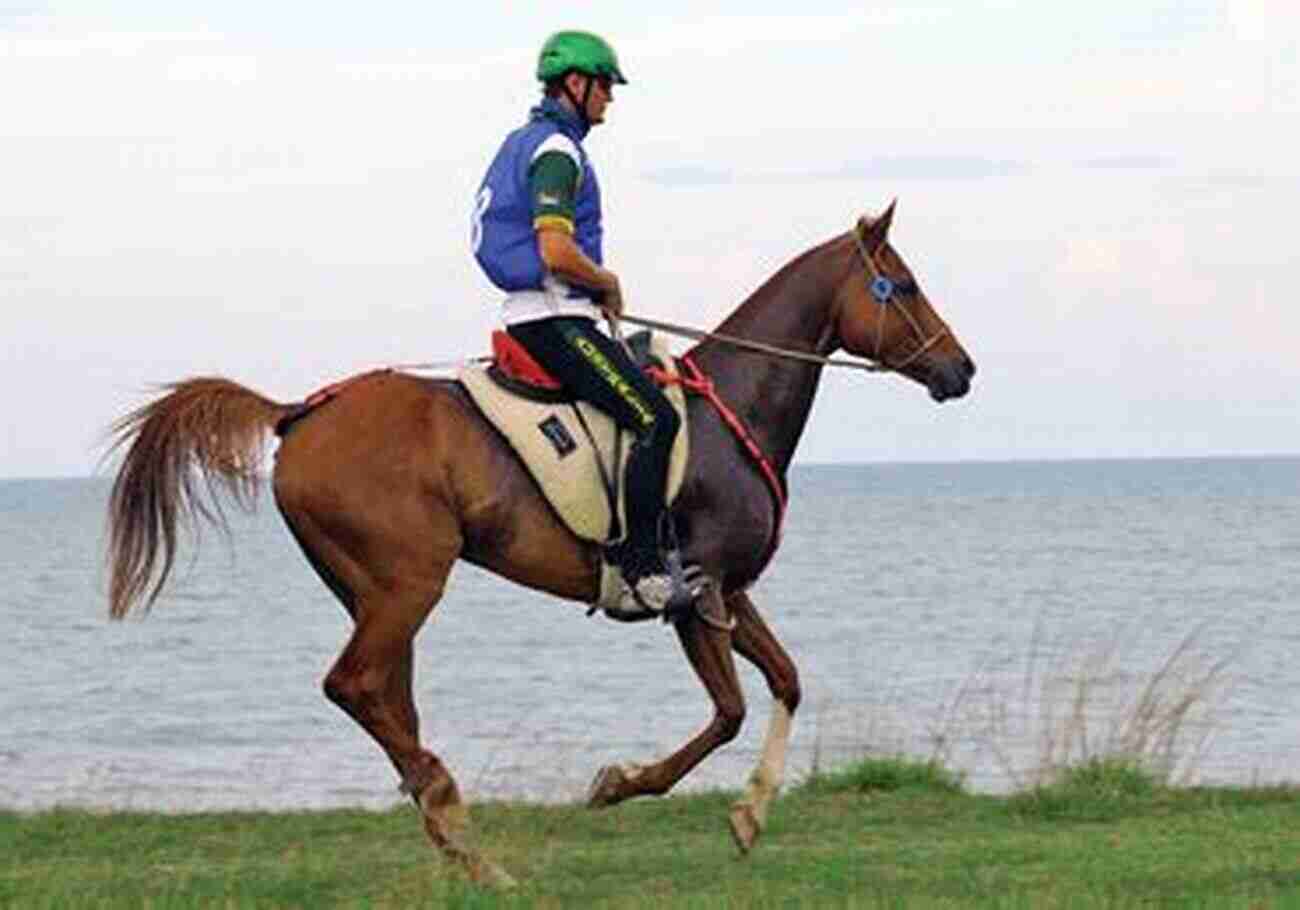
[
  {"xmin": 104, "ymin": 30, "xmax": 975, "ymax": 887},
  {"xmin": 472, "ymin": 31, "xmax": 695, "ymax": 615}
]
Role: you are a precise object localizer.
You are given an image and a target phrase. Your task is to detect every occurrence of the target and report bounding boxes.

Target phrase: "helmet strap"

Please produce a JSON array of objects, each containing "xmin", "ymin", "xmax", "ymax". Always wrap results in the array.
[{"xmin": 561, "ymin": 72, "xmax": 594, "ymax": 127}]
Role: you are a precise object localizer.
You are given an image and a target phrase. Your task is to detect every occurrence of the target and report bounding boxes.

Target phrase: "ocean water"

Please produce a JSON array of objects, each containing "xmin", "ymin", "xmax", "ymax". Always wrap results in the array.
[{"xmin": 2, "ymin": 458, "xmax": 1297, "ymax": 812}]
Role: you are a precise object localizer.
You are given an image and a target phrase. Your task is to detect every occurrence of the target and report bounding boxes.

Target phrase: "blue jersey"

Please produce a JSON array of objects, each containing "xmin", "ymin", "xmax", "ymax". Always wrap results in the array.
[{"xmin": 472, "ymin": 99, "xmax": 604, "ymax": 302}]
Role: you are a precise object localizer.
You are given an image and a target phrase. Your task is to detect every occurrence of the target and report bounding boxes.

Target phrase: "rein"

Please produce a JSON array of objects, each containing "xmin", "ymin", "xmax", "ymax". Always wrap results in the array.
[
  {"xmin": 398, "ymin": 222, "xmax": 944, "ymax": 377},
  {"xmin": 618, "ymin": 219, "xmax": 947, "ymax": 374},
  {"xmin": 615, "ymin": 314, "xmax": 889, "ymax": 372}
]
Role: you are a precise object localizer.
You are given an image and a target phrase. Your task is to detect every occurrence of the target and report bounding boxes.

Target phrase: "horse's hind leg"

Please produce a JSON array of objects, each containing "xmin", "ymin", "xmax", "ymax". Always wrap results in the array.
[
  {"xmin": 298, "ymin": 502, "xmax": 515, "ymax": 889},
  {"xmin": 587, "ymin": 584, "xmax": 746, "ymax": 806},
  {"xmin": 725, "ymin": 590, "xmax": 801, "ymax": 853},
  {"xmin": 322, "ymin": 587, "xmax": 514, "ymax": 888}
]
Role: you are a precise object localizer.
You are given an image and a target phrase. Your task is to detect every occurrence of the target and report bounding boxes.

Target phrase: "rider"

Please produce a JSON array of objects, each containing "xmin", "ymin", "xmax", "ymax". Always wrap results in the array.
[{"xmin": 471, "ymin": 31, "xmax": 694, "ymax": 614}]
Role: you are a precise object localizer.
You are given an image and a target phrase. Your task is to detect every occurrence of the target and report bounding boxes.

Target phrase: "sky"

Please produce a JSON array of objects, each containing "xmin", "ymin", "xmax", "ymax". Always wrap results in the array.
[{"xmin": 1, "ymin": 1, "xmax": 1297, "ymax": 477}]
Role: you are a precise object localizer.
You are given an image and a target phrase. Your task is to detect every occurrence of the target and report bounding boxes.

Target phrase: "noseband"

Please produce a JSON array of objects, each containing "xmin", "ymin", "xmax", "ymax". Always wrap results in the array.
[{"xmin": 851, "ymin": 221, "xmax": 948, "ymax": 372}]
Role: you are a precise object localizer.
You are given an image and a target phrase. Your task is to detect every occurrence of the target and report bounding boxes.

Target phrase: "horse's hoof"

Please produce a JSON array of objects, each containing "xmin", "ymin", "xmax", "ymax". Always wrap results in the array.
[
  {"xmin": 586, "ymin": 765, "xmax": 625, "ymax": 808},
  {"xmin": 729, "ymin": 802, "xmax": 760, "ymax": 854},
  {"xmin": 471, "ymin": 858, "xmax": 517, "ymax": 890}
]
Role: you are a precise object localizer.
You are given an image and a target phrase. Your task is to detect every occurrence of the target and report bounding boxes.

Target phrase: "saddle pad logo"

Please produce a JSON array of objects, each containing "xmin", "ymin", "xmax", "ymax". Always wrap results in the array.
[{"xmin": 537, "ymin": 415, "xmax": 577, "ymax": 458}]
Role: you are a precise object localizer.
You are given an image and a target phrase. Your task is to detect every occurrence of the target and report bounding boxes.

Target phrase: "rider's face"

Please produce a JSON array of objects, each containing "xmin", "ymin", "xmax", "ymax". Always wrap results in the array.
[
  {"xmin": 565, "ymin": 73, "xmax": 613, "ymax": 125},
  {"xmin": 586, "ymin": 76, "xmax": 613, "ymax": 124}
]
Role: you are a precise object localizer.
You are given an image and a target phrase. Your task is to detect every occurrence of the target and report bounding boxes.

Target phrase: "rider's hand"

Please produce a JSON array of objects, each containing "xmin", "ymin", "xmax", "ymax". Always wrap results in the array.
[{"xmin": 599, "ymin": 274, "xmax": 625, "ymax": 319}]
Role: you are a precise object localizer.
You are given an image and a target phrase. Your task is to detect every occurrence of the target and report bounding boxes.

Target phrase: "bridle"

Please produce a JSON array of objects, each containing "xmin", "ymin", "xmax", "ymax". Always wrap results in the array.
[{"xmin": 850, "ymin": 218, "xmax": 949, "ymax": 373}]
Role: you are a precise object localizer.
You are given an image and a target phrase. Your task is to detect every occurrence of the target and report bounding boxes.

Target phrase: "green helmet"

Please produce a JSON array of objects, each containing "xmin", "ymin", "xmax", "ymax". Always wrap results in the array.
[{"xmin": 536, "ymin": 31, "xmax": 628, "ymax": 85}]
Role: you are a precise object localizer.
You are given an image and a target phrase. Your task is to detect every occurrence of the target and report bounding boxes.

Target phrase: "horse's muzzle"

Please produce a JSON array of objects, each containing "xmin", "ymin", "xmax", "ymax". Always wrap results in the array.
[{"xmin": 926, "ymin": 354, "xmax": 976, "ymax": 402}]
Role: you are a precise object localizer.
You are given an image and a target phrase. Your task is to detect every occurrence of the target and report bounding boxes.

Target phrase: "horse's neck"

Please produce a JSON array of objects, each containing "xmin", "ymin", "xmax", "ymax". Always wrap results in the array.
[{"xmin": 691, "ymin": 238, "xmax": 845, "ymax": 472}]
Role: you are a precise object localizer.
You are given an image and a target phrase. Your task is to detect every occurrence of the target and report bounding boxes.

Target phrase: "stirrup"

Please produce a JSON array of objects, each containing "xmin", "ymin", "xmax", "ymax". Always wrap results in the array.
[
  {"xmin": 620, "ymin": 557, "xmax": 705, "ymax": 617},
  {"xmin": 661, "ymin": 548, "xmax": 700, "ymax": 616}
]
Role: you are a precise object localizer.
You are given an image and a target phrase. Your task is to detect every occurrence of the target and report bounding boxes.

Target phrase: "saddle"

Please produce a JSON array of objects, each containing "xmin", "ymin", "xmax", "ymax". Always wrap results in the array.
[{"xmin": 458, "ymin": 331, "xmax": 690, "ymax": 612}]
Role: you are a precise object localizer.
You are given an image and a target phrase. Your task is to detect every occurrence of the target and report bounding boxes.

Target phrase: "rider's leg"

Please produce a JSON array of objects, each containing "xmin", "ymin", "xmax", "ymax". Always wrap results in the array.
[
  {"xmin": 506, "ymin": 316, "xmax": 682, "ymax": 578},
  {"xmin": 617, "ymin": 406, "xmax": 679, "ymax": 572}
]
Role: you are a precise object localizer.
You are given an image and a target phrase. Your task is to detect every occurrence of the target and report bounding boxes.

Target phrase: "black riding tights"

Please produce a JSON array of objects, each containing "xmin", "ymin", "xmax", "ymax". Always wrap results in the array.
[{"xmin": 507, "ymin": 317, "xmax": 680, "ymax": 567}]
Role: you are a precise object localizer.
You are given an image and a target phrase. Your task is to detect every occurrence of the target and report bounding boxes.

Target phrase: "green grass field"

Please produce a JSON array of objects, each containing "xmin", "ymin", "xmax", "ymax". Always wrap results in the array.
[{"xmin": 3, "ymin": 759, "xmax": 1298, "ymax": 908}]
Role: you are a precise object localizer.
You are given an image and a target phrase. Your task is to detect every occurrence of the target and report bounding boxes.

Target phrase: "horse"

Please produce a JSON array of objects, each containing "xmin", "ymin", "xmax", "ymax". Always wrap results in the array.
[{"xmin": 105, "ymin": 203, "xmax": 974, "ymax": 887}]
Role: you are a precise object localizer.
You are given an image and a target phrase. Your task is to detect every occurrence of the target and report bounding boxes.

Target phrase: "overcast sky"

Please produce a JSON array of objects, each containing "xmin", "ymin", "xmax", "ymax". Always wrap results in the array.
[{"xmin": 2, "ymin": 1, "xmax": 1297, "ymax": 477}]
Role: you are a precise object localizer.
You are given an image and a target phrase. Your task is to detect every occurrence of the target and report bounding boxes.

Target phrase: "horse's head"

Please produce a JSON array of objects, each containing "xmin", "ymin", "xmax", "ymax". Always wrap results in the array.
[{"xmin": 834, "ymin": 203, "xmax": 975, "ymax": 402}]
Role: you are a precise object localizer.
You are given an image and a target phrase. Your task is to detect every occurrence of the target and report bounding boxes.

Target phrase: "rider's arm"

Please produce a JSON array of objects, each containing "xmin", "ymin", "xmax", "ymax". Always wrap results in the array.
[
  {"xmin": 529, "ymin": 150, "xmax": 622, "ymax": 313},
  {"xmin": 537, "ymin": 231, "xmax": 620, "ymax": 308}
]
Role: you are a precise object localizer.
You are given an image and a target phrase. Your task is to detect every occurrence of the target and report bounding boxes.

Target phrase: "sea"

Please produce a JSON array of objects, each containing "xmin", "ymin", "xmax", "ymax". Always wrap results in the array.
[{"xmin": 2, "ymin": 458, "xmax": 1297, "ymax": 812}]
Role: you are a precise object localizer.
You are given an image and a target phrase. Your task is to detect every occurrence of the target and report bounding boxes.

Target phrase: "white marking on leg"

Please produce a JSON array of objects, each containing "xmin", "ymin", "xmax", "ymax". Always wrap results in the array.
[{"xmin": 740, "ymin": 701, "xmax": 792, "ymax": 827}]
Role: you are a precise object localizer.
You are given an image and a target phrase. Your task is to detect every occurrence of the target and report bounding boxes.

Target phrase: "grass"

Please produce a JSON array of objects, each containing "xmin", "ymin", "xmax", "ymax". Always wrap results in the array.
[
  {"xmin": 3, "ymin": 759, "xmax": 1298, "ymax": 908},
  {"xmin": 797, "ymin": 755, "xmax": 966, "ymax": 797},
  {"xmin": 1007, "ymin": 756, "xmax": 1160, "ymax": 822},
  {"xmin": 4, "ymin": 624, "xmax": 1277, "ymax": 906}
]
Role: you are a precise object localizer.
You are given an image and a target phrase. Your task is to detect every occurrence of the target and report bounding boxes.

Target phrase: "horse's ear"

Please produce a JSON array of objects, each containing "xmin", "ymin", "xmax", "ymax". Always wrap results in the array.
[
  {"xmin": 880, "ymin": 198, "xmax": 897, "ymax": 232},
  {"xmin": 861, "ymin": 199, "xmax": 897, "ymax": 249}
]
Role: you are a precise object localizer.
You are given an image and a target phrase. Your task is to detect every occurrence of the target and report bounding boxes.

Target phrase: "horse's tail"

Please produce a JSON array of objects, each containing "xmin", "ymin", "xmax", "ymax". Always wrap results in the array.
[{"xmin": 104, "ymin": 377, "xmax": 292, "ymax": 620}]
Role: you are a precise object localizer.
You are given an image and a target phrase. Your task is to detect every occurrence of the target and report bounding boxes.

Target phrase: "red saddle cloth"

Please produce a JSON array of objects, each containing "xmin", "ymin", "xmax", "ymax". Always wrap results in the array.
[{"xmin": 491, "ymin": 330, "xmax": 562, "ymax": 390}]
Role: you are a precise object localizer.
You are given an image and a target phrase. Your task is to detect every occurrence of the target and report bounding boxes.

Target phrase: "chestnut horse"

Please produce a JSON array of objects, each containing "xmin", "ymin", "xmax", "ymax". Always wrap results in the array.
[{"xmin": 105, "ymin": 204, "xmax": 974, "ymax": 886}]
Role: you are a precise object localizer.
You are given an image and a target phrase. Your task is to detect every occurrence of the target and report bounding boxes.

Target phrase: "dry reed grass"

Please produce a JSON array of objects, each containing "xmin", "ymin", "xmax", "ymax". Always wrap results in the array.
[
  {"xmin": 803, "ymin": 618, "xmax": 1237, "ymax": 793},
  {"xmin": 955, "ymin": 618, "xmax": 1235, "ymax": 789}
]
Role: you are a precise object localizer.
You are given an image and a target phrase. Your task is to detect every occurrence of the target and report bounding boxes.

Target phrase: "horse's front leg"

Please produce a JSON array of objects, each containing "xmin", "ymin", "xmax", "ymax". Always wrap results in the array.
[
  {"xmin": 725, "ymin": 590, "xmax": 801, "ymax": 853},
  {"xmin": 587, "ymin": 584, "xmax": 745, "ymax": 806}
]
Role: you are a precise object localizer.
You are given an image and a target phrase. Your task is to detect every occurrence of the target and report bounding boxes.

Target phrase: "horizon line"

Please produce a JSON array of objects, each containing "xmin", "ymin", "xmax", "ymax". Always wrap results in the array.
[{"xmin": 5, "ymin": 451, "xmax": 1300, "ymax": 482}]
